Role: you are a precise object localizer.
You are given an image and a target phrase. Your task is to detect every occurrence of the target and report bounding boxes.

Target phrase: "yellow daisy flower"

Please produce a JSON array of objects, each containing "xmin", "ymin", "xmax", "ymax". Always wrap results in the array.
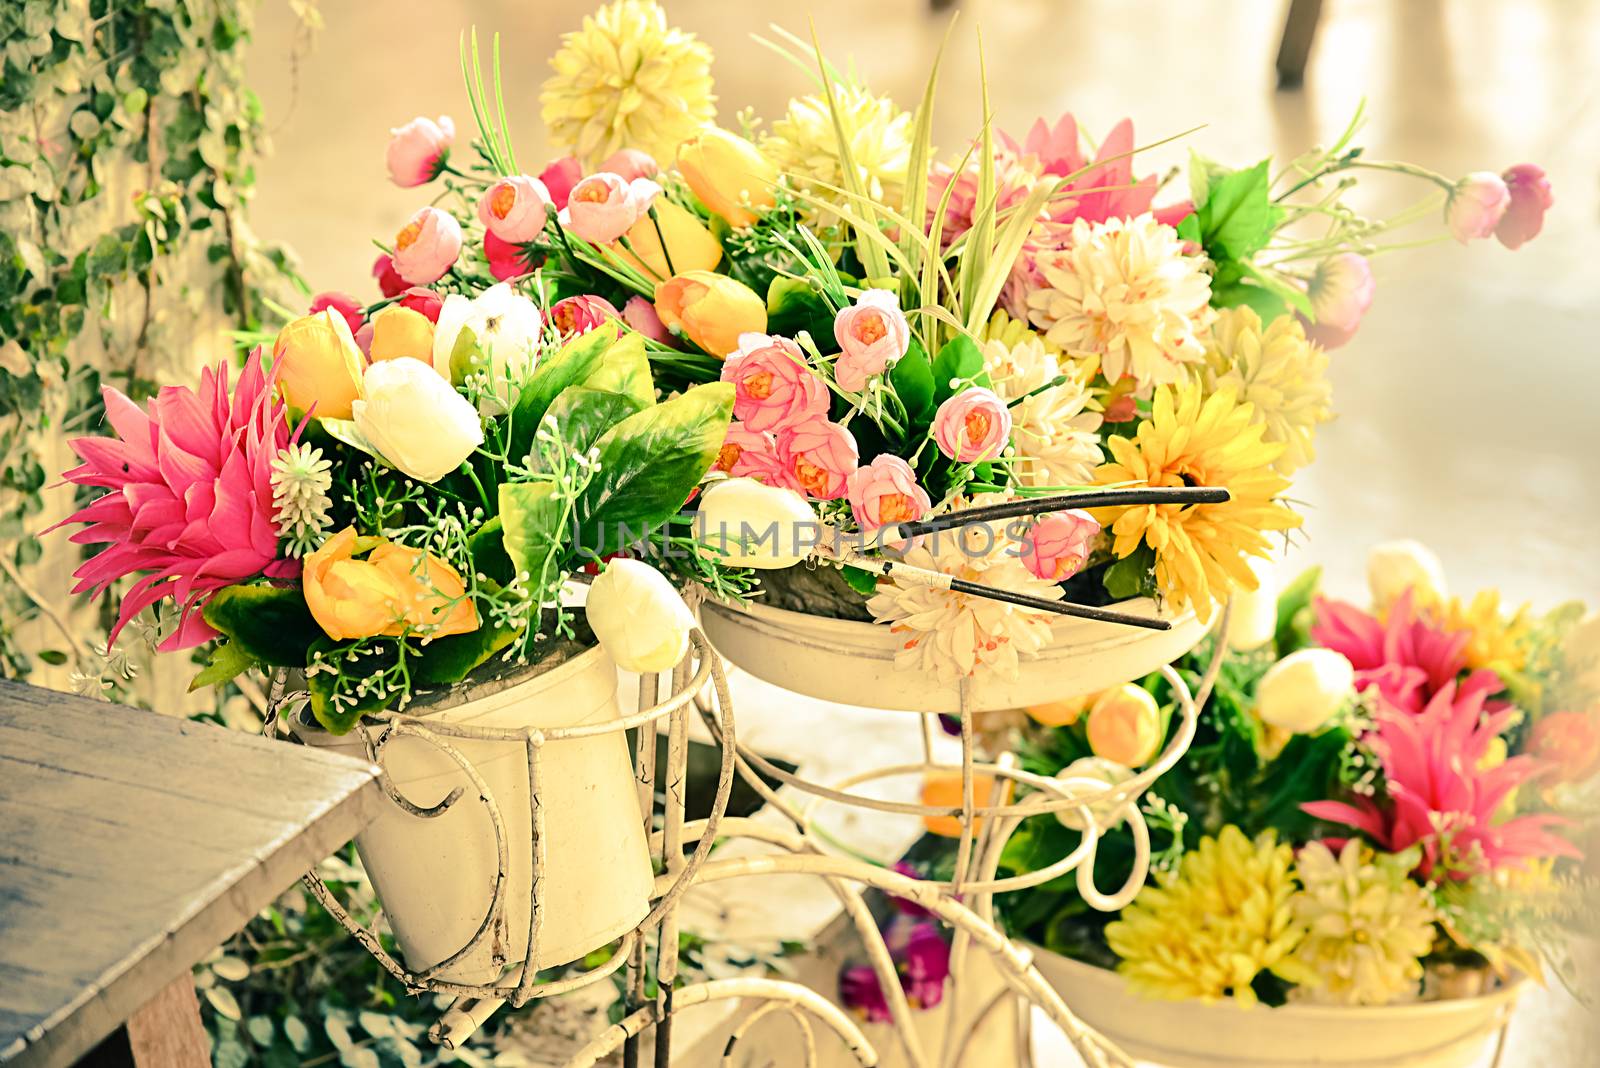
[
  {"xmin": 540, "ymin": 0, "xmax": 716, "ymax": 167},
  {"xmin": 1200, "ymin": 306, "xmax": 1333, "ymax": 476},
  {"xmin": 1435, "ymin": 589, "xmax": 1533, "ymax": 675},
  {"xmin": 1092, "ymin": 381, "xmax": 1302, "ymax": 621}
]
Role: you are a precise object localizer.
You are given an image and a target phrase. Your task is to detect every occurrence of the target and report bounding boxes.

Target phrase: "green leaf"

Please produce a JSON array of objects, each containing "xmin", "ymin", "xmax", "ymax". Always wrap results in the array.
[
  {"xmin": 283, "ymin": 1017, "xmax": 312, "ymax": 1054},
  {"xmin": 578, "ymin": 329, "xmax": 653, "ymax": 408},
  {"xmin": 36, "ymin": 649, "xmax": 67, "ymax": 666},
  {"xmin": 1187, "ymin": 149, "xmax": 1232, "ymax": 210},
  {"xmin": 1103, "ymin": 546, "xmax": 1159, "ymax": 601},
  {"xmin": 467, "ymin": 516, "xmax": 514, "ymax": 586},
  {"xmin": 202, "ymin": 584, "xmax": 317, "ymax": 667},
  {"xmin": 765, "ymin": 276, "xmax": 837, "ymax": 341},
  {"xmin": 498, "ymin": 481, "xmax": 565, "ymax": 589},
  {"xmin": 575, "ymin": 382, "xmax": 735, "ymax": 555},
  {"xmin": 411, "ymin": 579, "xmax": 520, "ymax": 684},
  {"xmin": 507, "ymin": 322, "xmax": 621, "ymax": 465},
  {"xmin": 1273, "ymin": 564, "xmax": 1323, "ymax": 656},
  {"xmin": 1211, "ymin": 275, "xmax": 1289, "ymax": 323},
  {"xmin": 930, "ymin": 335, "xmax": 985, "ymax": 401},
  {"xmin": 537, "ymin": 387, "xmax": 648, "ymax": 470},
  {"xmin": 1193, "ymin": 158, "xmax": 1281, "ymax": 263},
  {"xmin": 318, "ymin": 417, "xmax": 388, "ymax": 466},
  {"xmin": 840, "ymin": 565, "xmax": 880, "ymax": 597},
  {"xmin": 888, "ymin": 339, "xmax": 935, "ymax": 423},
  {"xmin": 305, "ymin": 638, "xmax": 390, "ymax": 735},
  {"xmin": 189, "ymin": 640, "xmax": 256, "ymax": 691}
]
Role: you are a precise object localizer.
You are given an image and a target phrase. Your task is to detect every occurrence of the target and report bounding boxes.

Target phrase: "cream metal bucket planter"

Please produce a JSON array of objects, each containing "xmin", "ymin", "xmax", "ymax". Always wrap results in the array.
[
  {"xmin": 294, "ymin": 643, "xmax": 653, "ymax": 985},
  {"xmin": 1029, "ymin": 953, "xmax": 1522, "ymax": 1068}
]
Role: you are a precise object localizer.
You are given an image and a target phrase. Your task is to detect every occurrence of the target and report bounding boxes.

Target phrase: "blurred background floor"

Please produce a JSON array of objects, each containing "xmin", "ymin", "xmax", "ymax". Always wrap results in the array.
[{"xmin": 244, "ymin": 1, "xmax": 1599, "ymax": 1062}]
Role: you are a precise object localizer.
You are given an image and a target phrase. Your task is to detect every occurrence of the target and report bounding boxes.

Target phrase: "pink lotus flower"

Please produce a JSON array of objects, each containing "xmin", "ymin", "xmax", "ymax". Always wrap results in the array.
[
  {"xmin": 925, "ymin": 148, "xmax": 1043, "ymax": 251},
  {"xmin": 391, "ymin": 206, "xmax": 461, "ymax": 285},
  {"xmin": 775, "ymin": 418, "xmax": 858, "ymax": 500},
  {"xmin": 1445, "ymin": 172, "xmax": 1510, "ymax": 244},
  {"xmin": 52, "ymin": 354, "xmax": 294, "ymax": 651},
  {"xmin": 847, "ymin": 455, "xmax": 930, "ymax": 531},
  {"xmin": 833, "ymin": 289, "xmax": 911, "ymax": 392},
  {"xmin": 713, "ymin": 422, "xmax": 784, "ymax": 482},
  {"xmin": 308, "ymin": 291, "xmax": 364, "ymax": 337},
  {"xmin": 1495, "ymin": 164, "xmax": 1553, "ymax": 250},
  {"xmin": 1311, "ymin": 590, "xmax": 1487, "ymax": 714},
  {"xmin": 1021, "ymin": 510, "xmax": 1100, "ymax": 582},
  {"xmin": 560, "ymin": 173, "xmax": 661, "ymax": 245},
  {"xmin": 622, "ymin": 295, "xmax": 675, "ymax": 345},
  {"xmin": 385, "ymin": 115, "xmax": 453, "ymax": 187},
  {"xmin": 539, "ymin": 155, "xmax": 584, "ymax": 210},
  {"xmin": 549, "ymin": 294, "xmax": 619, "ymax": 340},
  {"xmin": 720, "ymin": 335, "xmax": 828, "ymax": 433},
  {"xmin": 1301, "ymin": 252, "xmax": 1375, "ymax": 349},
  {"xmin": 599, "ymin": 148, "xmax": 659, "ymax": 183},
  {"xmin": 1303, "ymin": 681, "xmax": 1580, "ymax": 878},
  {"xmin": 477, "ymin": 174, "xmax": 553, "ymax": 243},
  {"xmin": 933, "ymin": 387, "xmax": 1011, "ymax": 462},
  {"xmin": 483, "ymin": 231, "xmax": 536, "ymax": 282},
  {"xmin": 372, "ymin": 253, "xmax": 407, "ymax": 298}
]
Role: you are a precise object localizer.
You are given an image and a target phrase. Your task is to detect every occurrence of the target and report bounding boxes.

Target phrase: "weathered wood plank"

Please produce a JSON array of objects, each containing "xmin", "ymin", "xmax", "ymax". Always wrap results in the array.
[
  {"xmin": 0, "ymin": 679, "xmax": 384, "ymax": 1068},
  {"xmin": 124, "ymin": 974, "xmax": 210, "ymax": 1068}
]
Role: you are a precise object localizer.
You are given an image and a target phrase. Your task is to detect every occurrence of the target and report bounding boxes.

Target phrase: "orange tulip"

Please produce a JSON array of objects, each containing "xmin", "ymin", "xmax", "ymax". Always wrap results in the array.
[
  {"xmin": 920, "ymin": 768, "xmax": 1009, "ymax": 838},
  {"xmin": 367, "ymin": 305, "xmax": 436, "ymax": 365},
  {"xmin": 653, "ymin": 270, "xmax": 766, "ymax": 358},
  {"xmin": 677, "ymin": 127, "xmax": 777, "ymax": 228},
  {"xmin": 1025, "ymin": 694, "xmax": 1094, "ymax": 728},
  {"xmin": 303, "ymin": 527, "xmax": 478, "ymax": 642}
]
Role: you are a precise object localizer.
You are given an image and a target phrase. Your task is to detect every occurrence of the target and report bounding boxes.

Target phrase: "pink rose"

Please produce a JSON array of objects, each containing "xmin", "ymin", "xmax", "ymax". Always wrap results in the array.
[
  {"xmin": 483, "ymin": 231, "xmax": 532, "ymax": 281},
  {"xmin": 309, "ymin": 291, "xmax": 364, "ymax": 336},
  {"xmin": 1302, "ymin": 252, "xmax": 1375, "ymax": 350},
  {"xmin": 398, "ymin": 287, "xmax": 444, "ymax": 324},
  {"xmin": 391, "ymin": 206, "xmax": 462, "ymax": 285},
  {"xmin": 713, "ymin": 422, "xmax": 784, "ymax": 482},
  {"xmin": 540, "ymin": 155, "xmax": 583, "ymax": 209},
  {"xmin": 932, "ymin": 387, "xmax": 1011, "ymax": 462},
  {"xmin": 386, "ymin": 116, "xmax": 453, "ymax": 187},
  {"xmin": 561, "ymin": 173, "xmax": 662, "ymax": 245},
  {"xmin": 847, "ymin": 455, "xmax": 931, "ymax": 530},
  {"xmin": 1020, "ymin": 510, "xmax": 1100, "ymax": 582},
  {"xmin": 833, "ymin": 288, "xmax": 910, "ymax": 392},
  {"xmin": 623, "ymin": 295, "xmax": 675, "ymax": 345},
  {"xmin": 477, "ymin": 174, "xmax": 553, "ymax": 243},
  {"xmin": 550, "ymin": 294, "xmax": 620, "ymax": 339},
  {"xmin": 720, "ymin": 335, "xmax": 829, "ymax": 433},
  {"xmin": 776, "ymin": 418, "xmax": 858, "ymax": 500},
  {"xmin": 600, "ymin": 148, "xmax": 660, "ymax": 183},
  {"xmin": 372, "ymin": 253, "xmax": 407, "ymax": 298},
  {"xmin": 1495, "ymin": 164, "xmax": 1553, "ymax": 250},
  {"xmin": 1445, "ymin": 172, "xmax": 1510, "ymax": 244}
]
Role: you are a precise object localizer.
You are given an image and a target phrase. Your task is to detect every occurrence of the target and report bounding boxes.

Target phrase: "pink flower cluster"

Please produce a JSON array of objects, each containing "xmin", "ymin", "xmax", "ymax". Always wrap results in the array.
[
  {"xmin": 1445, "ymin": 165, "xmax": 1553, "ymax": 248},
  {"xmin": 838, "ymin": 918, "xmax": 951, "ymax": 1022}
]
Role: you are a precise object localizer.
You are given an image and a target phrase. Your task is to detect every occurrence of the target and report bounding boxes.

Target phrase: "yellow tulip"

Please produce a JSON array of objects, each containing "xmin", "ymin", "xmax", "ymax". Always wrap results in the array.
[
  {"xmin": 303, "ymin": 527, "xmax": 479, "ymax": 642},
  {"xmin": 272, "ymin": 309, "xmax": 365, "ymax": 420},
  {"xmin": 1025, "ymin": 694, "xmax": 1093, "ymax": 728},
  {"xmin": 677, "ymin": 127, "xmax": 776, "ymax": 228},
  {"xmin": 368, "ymin": 305, "xmax": 436, "ymax": 365},
  {"xmin": 613, "ymin": 199, "xmax": 722, "ymax": 279},
  {"xmin": 1085, "ymin": 685, "xmax": 1163, "ymax": 768},
  {"xmin": 653, "ymin": 270, "xmax": 766, "ymax": 358}
]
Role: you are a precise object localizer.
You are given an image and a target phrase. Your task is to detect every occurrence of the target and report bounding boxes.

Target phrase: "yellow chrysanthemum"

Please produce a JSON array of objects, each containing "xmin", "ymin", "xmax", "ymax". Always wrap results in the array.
[
  {"xmin": 1288, "ymin": 842, "xmax": 1436, "ymax": 1006},
  {"xmin": 760, "ymin": 84, "xmax": 910, "ymax": 223},
  {"xmin": 1106, "ymin": 827, "xmax": 1315, "ymax": 1005},
  {"xmin": 1434, "ymin": 589, "xmax": 1533, "ymax": 675},
  {"xmin": 1092, "ymin": 382, "xmax": 1302, "ymax": 621},
  {"xmin": 1200, "ymin": 306, "xmax": 1333, "ymax": 475},
  {"xmin": 540, "ymin": 0, "xmax": 716, "ymax": 167}
]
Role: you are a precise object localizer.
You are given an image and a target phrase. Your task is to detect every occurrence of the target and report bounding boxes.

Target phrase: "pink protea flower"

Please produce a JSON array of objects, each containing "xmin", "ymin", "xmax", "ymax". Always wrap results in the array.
[
  {"xmin": 1303, "ymin": 681, "xmax": 1580, "ymax": 878},
  {"xmin": 53, "ymin": 353, "xmax": 294, "ymax": 651},
  {"xmin": 1311, "ymin": 590, "xmax": 1488, "ymax": 714}
]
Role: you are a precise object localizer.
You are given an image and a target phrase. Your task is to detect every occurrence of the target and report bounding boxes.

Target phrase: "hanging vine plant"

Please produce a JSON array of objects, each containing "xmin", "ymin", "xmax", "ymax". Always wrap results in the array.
[{"xmin": 0, "ymin": 0, "xmax": 309, "ymax": 685}]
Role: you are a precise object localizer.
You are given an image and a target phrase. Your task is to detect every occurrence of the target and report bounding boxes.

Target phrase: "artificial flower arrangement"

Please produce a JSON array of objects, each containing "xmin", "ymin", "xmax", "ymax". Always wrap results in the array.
[
  {"xmin": 986, "ymin": 541, "xmax": 1596, "ymax": 1009},
  {"xmin": 345, "ymin": 0, "xmax": 1555, "ymax": 688}
]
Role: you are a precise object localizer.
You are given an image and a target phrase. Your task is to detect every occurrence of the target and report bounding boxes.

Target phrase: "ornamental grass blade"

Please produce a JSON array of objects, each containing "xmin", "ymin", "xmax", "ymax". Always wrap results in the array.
[
  {"xmin": 921, "ymin": 132, "xmax": 979, "ymax": 352},
  {"xmin": 900, "ymin": 16, "xmax": 956, "ymax": 297},
  {"xmin": 957, "ymin": 32, "xmax": 996, "ymax": 321},
  {"xmin": 964, "ymin": 175, "xmax": 1058, "ymax": 333},
  {"xmin": 808, "ymin": 20, "xmax": 890, "ymax": 282}
]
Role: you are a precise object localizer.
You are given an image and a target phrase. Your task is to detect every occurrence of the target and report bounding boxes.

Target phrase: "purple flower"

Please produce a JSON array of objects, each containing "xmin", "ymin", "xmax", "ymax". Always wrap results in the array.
[
  {"xmin": 839, "ymin": 964, "xmax": 892, "ymax": 1023},
  {"xmin": 900, "ymin": 923, "xmax": 951, "ymax": 1010},
  {"xmin": 890, "ymin": 861, "xmax": 933, "ymax": 918}
]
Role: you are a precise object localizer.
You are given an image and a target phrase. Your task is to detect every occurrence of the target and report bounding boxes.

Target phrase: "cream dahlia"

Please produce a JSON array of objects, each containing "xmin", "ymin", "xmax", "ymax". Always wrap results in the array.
[
  {"xmin": 1200, "ymin": 306, "xmax": 1332, "ymax": 475},
  {"xmin": 980, "ymin": 312, "xmax": 1103, "ymax": 488},
  {"xmin": 1025, "ymin": 214, "xmax": 1212, "ymax": 388},
  {"xmin": 762, "ymin": 85, "xmax": 911, "ymax": 223}
]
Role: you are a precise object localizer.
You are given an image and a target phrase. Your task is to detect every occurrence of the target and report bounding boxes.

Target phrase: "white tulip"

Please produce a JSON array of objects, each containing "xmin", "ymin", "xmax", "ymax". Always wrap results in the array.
[
  {"xmin": 695, "ymin": 477, "xmax": 819, "ymax": 569},
  {"xmin": 1564, "ymin": 613, "xmax": 1600, "ymax": 696},
  {"xmin": 431, "ymin": 283, "xmax": 543, "ymax": 402},
  {"xmin": 1053, "ymin": 757, "xmax": 1135, "ymax": 832},
  {"xmin": 1366, "ymin": 539, "xmax": 1447, "ymax": 609},
  {"xmin": 353, "ymin": 359, "xmax": 484, "ymax": 483},
  {"xmin": 586, "ymin": 559, "xmax": 697, "ymax": 673},
  {"xmin": 1227, "ymin": 556, "xmax": 1280, "ymax": 651},
  {"xmin": 1256, "ymin": 648, "xmax": 1355, "ymax": 734}
]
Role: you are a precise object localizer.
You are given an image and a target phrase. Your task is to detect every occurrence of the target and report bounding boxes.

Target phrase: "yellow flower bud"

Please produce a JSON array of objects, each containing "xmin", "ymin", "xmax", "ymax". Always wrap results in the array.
[
  {"xmin": 653, "ymin": 271, "xmax": 766, "ymax": 358},
  {"xmin": 613, "ymin": 199, "xmax": 723, "ymax": 279},
  {"xmin": 272, "ymin": 309, "xmax": 365, "ymax": 420},
  {"xmin": 368, "ymin": 305, "xmax": 436, "ymax": 365},
  {"xmin": 1085, "ymin": 685, "xmax": 1163, "ymax": 767},
  {"xmin": 1025, "ymin": 693, "xmax": 1093, "ymax": 728},
  {"xmin": 677, "ymin": 126, "xmax": 777, "ymax": 228}
]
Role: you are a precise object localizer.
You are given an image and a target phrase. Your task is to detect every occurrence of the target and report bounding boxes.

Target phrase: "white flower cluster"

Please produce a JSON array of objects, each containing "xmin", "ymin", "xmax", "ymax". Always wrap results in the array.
[{"xmin": 270, "ymin": 443, "xmax": 334, "ymax": 557}]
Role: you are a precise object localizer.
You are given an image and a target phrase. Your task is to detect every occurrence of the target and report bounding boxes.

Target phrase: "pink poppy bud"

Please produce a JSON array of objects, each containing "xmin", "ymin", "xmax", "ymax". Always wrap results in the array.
[
  {"xmin": 1494, "ymin": 163, "xmax": 1553, "ymax": 250},
  {"xmin": 539, "ymin": 155, "xmax": 583, "ymax": 210},
  {"xmin": 933, "ymin": 387, "xmax": 1012, "ymax": 462},
  {"xmin": 600, "ymin": 148, "xmax": 660, "ymax": 183},
  {"xmin": 391, "ymin": 207, "xmax": 462, "ymax": 286},
  {"xmin": 477, "ymin": 174, "xmax": 553, "ymax": 243},
  {"xmin": 386, "ymin": 116, "xmax": 454, "ymax": 188},
  {"xmin": 372, "ymin": 253, "xmax": 407, "ymax": 298},
  {"xmin": 1445, "ymin": 172, "xmax": 1510, "ymax": 244},
  {"xmin": 622, "ymin": 295, "xmax": 675, "ymax": 345},
  {"xmin": 483, "ymin": 231, "xmax": 531, "ymax": 281},
  {"xmin": 550, "ymin": 294, "xmax": 620, "ymax": 339},
  {"xmin": 308, "ymin": 291, "xmax": 364, "ymax": 337},
  {"xmin": 561, "ymin": 173, "xmax": 662, "ymax": 245},
  {"xmin": 719, "ymin": 336, "xmax": 829, "ymax": 433},
  {"xmin": 1302, "ymin": 252, "xmax": 1375, "ymax": 350},
  {"xmin": 713, "ymin": 422, "xmax": 785, "ymax": 482},
  {"xmin": 398, "ymin": 287, "xmax": 444, "ymax": 324},
  {"xmin": 833, "ymin": 289, "xmax": 910, "ymax": 392},
  {"xmin": 1021, "ymin": 510, "xmax": 1100, "ymax": 582},
  {"xmin": 846, "ymin": 455, "xmax": 931, "ymax": 531},
  {"xmin": 776, "ymin": 418, "xmax": 859, "ymax": 500}
]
